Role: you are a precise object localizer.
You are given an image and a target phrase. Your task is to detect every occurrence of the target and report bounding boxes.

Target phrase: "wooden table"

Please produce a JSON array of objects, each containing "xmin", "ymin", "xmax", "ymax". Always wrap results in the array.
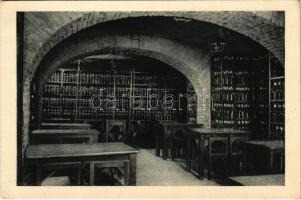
[
  {"xmin": 25, "ymin": 143, "xmax": 139, "ymax": 185},
  {"xmin": 40, "ymin": 123, "xmax": 92, "ymax": 130},
  {"xmin": 243, "ymin": 140, "xmax": 284, "ymax": 174},
  {"xmin": 155, "ymin": 122, "xmax": 203, "ymax": 160},
  {"xmin": 31, "ymin": 129, "xmax": 101, "ymax": 144},
  {"xmin": 229, "ymin": 174, "xmax": 284, "ymax": 186},
  {"xmin": 186, "ymin": 128, "xmax": 250, "ymax": 179}
]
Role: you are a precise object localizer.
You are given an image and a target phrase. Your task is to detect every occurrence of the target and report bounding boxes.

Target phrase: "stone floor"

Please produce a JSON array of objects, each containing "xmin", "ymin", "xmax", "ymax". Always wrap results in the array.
[{"xmin": 136, "ymin": 149, "xmax": 219, "ymax": 186}]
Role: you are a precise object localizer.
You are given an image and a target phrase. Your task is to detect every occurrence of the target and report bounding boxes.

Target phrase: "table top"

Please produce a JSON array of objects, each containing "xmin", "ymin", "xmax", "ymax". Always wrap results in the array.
[
  {"xmin": 31, "ymin": 129, "xmax": 100, "ymax": 135},
  {"xmin": 25, "ymin": 142, "xmax": 139, "ymax": 159},
  {"xmin": 40, "ymin": 123, "xmax": 92, "ymax": 128},
  {"xmin": 229, "ymin": 174, "xmax": 284, "ymax": 186},
  {"xmin": 188, "ymin": 128, "xmax": 251, "ymax": 135},
  {"xmin": 244, "ymin": 140, "xmax": 284, "ymax": 150}
]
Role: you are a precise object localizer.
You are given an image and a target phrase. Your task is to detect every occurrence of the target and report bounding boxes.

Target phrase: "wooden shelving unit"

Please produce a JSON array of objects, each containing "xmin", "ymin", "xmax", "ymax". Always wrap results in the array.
[
  {"xmin": 268, "ymin": 54, "xmax": 285, "ymax": 140},
  {"xmin": 38, "ymin": 59, "xmax": 196, "ymax": 128},
  {"xmin": 211, "ymin": 54, "xmax": 269, "ymax": 138}
]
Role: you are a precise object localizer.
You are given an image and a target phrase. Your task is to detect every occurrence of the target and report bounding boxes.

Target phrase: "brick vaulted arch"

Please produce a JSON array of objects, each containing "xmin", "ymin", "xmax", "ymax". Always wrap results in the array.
[
  {"xmin": 26, "ymin": 11, "xmax": 284, "ymax": 80},
  {"xmin": 34, "ymin": 33, "xmax": 212, "ymax": 126}
]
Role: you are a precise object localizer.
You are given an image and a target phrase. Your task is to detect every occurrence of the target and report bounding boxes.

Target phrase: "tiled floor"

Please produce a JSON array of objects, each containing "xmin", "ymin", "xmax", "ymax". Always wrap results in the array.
[{"xmin": 136, "ymin": 149, "xmax": 219, "ymax": 186}]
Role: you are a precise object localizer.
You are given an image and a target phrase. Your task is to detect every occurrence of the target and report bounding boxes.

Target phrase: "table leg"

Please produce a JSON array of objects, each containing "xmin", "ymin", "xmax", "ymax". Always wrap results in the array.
[
  {"xmin": 207, "ymin": 137, "xmax": 212, "ymax": 180},
  {"xmin": 129, "ymin": 154, "xmax": 137, "ymax": 185},
  {"xmin": 90, "ymin": 162, "xmax": 95, "ymax": 186},
  {"xmin": 270, "ymin": 150, "xmax": 274, "ymax": 173},
  {"xmin": 199, "ymin": 135, "xmax": 204, "ymax": 180},
  {"xmin": 163, "ymin": 131, "xmax": 167, "ymax": 160},
  {"xmin": 155, "ymin": 135, "xmax": 160, "ymax": 157},
  {"xmin": 93, "ymin": 135, "xmax": 98, "ymax": 143},
  {"xmin": 77, "ymin": 164, "xmax": 81, "ymax": 185},
  {"xmin": 36, "ymin": 164, "xmax": 42, "ymax": 186},
  {"xmin": 171, "ymin": 130, "xmax": 175, "ymax": 161},
  {"xmin": 124, "ymin": 161, "xmax": 130, "ymax": 185},
  {"xmin": 186, "ymin": 137, "xmax": 190, "ymax": 171}
]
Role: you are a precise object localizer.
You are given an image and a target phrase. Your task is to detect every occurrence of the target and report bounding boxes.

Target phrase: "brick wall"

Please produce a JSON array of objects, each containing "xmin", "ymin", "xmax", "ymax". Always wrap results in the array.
[{"xmin": 23, "ymin": 12, "xmax": 284, "ymax": 81}]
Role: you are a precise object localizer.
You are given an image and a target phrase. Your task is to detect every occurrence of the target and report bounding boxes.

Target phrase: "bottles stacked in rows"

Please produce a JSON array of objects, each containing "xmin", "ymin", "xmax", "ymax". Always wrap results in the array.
[
  {"xmin": 135, "ymin": 75, "xmax": 162, "ymax": 86},
  {"xmin": 116, "ymin": 87, "xmax": 131, "ymax": 98},
  {"xmin": 271, "ymin": 79, "xmax": 284, "ymax": 100},
  {"xmin": 42, "ymin": 108, "xmax": 62, "ymax": 119},
  {"xmin": 236, "ymin": 103, "xmax": 250, "ymax": 119},
  {"xmin": 115, "ymin": 74, "xmax": 131, "ymax": 85},
  {"xmin": 80, "ymin": 86, "xmax": 112, "ymax": 96},
  {"xmin": 78, "ymin": 108, "xmax": 100, "ymax": 119},
  {"xmin": 235, "ymin": 71, "xmax": 249, "ymax": 85},
  {"xmin": 43, "ymin": 85, "xmax": 60, "ymax": 95},
  {"xmin": 221, "ymin": 86, "xmax": 235, "ymax": 101},
  {"xmin": 236, "ymin": 120, "xmax": 250, "ymax": 130},
  {"xmin": 61, "ymin": 86, "xmax": 78, "ymax": 95},
  {"xmin": 235, "ymin": 86, "xmax": 251, "ymax": 101},
  {"xmin": 271, "ymin": 102, "xmax": 285, "ymax": 122},
  {"xmin": 62, "ymin": 73, "xmax": 77, "ymax": 83},
  {"xmin": 78, "ymin": 99, "xmax": 90, "ymax": 107},
  {"xmin": 80, "ymin": 73, "xmax": 114, "ymax": 84},
  {"xmin": 131, "ymin": 110, "xmax": 180, "ymax": 121},
  {"xmin": 42, "ymin": 97, "xmax": 61, "ymax": 107},
  {"xmin": 48, "ymin": 72, "xmax": 61, "ymax": 83},
  {"xmin": 272, "ymin": 125, "xmax": 285, "ymax": 139},
  {"xmin": 62, "ymin": 98, "xmax": 76, "ymax": 107},
  {"xmin": 258, "ymin": 85, "xmax": 267, "ymax": 102},
  {"xmin": 211, "ymin": 70, "xmax": 234, "ymax": 85}
]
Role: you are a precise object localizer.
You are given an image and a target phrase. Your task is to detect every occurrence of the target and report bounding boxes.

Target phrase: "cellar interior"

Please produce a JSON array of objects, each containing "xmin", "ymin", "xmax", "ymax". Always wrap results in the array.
[{"xmin": 18, "ymin": 12, "xmax": 285, "ymax": 186}]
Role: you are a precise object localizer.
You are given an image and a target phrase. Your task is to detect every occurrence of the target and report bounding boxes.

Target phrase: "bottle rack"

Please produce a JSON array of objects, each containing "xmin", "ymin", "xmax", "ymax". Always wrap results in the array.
[
  {"xmin": 211, "ymin": 55, "xmax": 269, "ymax": 133},
  {"xmin": 269, "ymin": 54, "xmax": 285, "ymax": 139},
  {"xmin": 40, "ymin": 61, "xmax": 194, "ymax": 124}
]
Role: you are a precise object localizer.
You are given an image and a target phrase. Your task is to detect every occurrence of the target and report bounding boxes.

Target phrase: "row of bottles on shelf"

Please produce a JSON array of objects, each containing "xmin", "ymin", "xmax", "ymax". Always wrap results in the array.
[
  {"xmin": 271, "ymin": 102, "xmax": 285, "ymax": 122},
  {"xmin": 271, "ymin": 125, "xmax": 285, "ymax": 139},
  {"xmin": 42, "ymin": 108, "xmax": 75, "ymax": 119},
  {"xmin": 80, "ymin": 86, "xmax": 112, "ymax": 96},
  {"xmin": 48, "ymin": 72, "xmax": 61, "ymax": 83},
  {"xmin": 62, "ymin": 73, "xmax": 78, "ymax": 83},
  {"xmin": 212, "ymin": 119, "xmax": 235, "ymax": 128},
  {"xmin": 212, "ymin": 103, "xmax": 250, "ymax": 118},
  {"xmin": 61, "ymin": 86, "xmax": 78, "ymax": 95},
  {"xmin": 211, "ymin": 70, "xmax": 253, "ymax": 85},
  {"xmin": 271, "ymin": 79, "xmax": 284, "ymax": 100},
  {"xmin": 80, "ymin": 73, "xmax": 112, "ymax": 84},
  {"xmin": 131, "ymin": 110, "xmax": 184, "ymax": 121},
  {"xmin": 212, "ymin": 119, "xmax": 251, "ymax": 130},
  {"xmin": 134, "ymin": 75, "xmax": 163, "ymax": 85},
  {"xmin": 213, "ymin": 91, "xmax": 253, "ymax": 102},
  {"xmin": 43, "ymin": 85, "xmax": 61, "ymax": 95},
  {"xmin": 236, "ymin": 120, "xmax": 251, "ymax": 130},
  {"xmin": 42, "ymin": 97, "xmax": 61, "ymax": 107}
]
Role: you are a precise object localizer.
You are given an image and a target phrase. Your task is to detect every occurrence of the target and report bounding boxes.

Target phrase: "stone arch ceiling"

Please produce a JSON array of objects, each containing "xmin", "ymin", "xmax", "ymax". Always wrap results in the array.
[
  {"xmin": 33, "ymin": 33, "xmax": 212, "ymax": 126},
  {"xmin": 23, "ymin": 11, "xmax": 284, "ymax": 80}
]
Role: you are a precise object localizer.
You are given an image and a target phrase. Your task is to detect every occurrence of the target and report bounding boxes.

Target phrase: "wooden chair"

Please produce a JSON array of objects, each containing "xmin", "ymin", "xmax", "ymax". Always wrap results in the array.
[
  {"xmin": 171, "ymin": 129, "xmax": 187, "ymax": 161},
  {"xmin": 105, "ymin": 120, "xmax": 126, "ymax": 142},
  {"xmin": 229, "ymin": 135, "xmax": 249, "ymax": 176},
  {"xmin": 206, "ymin": 136, "xmax": 229, "ymax": 179}
]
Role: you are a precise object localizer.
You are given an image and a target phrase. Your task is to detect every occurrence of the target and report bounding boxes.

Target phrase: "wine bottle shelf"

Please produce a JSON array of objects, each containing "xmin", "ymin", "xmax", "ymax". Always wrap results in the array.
[{"xmin": 40, "ymin": 63, "xmax": 196, "ymax": 123}]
